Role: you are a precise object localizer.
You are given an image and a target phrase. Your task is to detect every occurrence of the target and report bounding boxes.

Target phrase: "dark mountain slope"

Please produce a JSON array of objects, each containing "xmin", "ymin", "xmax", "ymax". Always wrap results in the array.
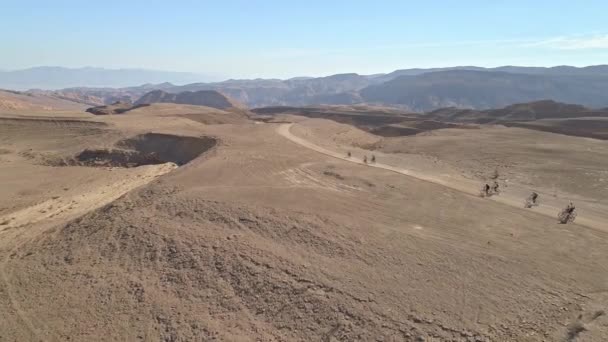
[
  {"xmin": 360, "ymin": 71, "xmax": 608, "ymax": 111},
  {"xmin": 426, "ymin": 100, "xmax": 608, "ymax": 123}
]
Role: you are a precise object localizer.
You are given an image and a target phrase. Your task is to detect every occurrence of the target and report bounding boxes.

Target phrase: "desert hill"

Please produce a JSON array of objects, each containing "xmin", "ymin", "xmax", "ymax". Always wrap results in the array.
[
  {"xmin": 2, "ymin": 97, "xmax": 608, "ymax": 340},
  {"xmin": 0, "ymin": 89, "xmax": 87, "ymax": 113},
  {"xmin": 86, "ymin": 102, "xmax": 250, "ymax": 125},
  {"xmin": 254, "ymin": 100, "xmax": 608, "ymax": 140},
  {"xmin": 86, "ymin": 101, "xmax": 150, "ymax": 115},
  {"xmin": 126, "ymin": 103, "xmax": 250, "ymax": 125},
  {"xmin": 135, "ymin": 90, "xmax": 240, "ymax": 110}
]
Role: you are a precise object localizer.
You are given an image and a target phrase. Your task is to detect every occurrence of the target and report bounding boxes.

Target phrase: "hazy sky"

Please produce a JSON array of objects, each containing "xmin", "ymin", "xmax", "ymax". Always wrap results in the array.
[{"xmin": 2, "ymin": 0, "xmax": 608, "ymax": 79}]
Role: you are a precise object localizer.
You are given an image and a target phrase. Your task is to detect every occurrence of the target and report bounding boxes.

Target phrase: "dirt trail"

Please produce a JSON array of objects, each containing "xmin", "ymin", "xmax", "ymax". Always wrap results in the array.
[
  {"xmin": 2, "ymin": 117, "xmax": 608, "ymax": 340},
  {"xmin": 0, "ymin": 163, "xmax": 177, "ymax": 231},
  {"xmin": 277, "ymin": 123, "xmax": 605, "ymax": 231}
]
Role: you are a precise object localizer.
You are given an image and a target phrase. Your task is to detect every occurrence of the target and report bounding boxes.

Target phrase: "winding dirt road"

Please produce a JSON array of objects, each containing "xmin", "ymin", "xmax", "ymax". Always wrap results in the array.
[{"xmin": 277, "ymin": 123, "xmax": 605, "ymax": 231}]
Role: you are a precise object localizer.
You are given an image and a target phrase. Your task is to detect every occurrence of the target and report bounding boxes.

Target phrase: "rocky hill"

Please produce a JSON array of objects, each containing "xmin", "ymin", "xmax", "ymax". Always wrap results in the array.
[
  {"xmin": 360, "ymin": 71, "xmax": 608, "ymax": 111},
  {"xmin": 135, "ymin": 90, "xmax": 240, "ymax": 110}
]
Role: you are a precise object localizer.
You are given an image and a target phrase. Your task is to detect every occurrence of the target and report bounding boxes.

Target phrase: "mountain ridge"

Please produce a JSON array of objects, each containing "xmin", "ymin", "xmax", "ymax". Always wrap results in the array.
[
  {"xmin": 8, "ymin": 65, "xmax": 608, "ymax": 110},
  {"xmin": 0, "ymin": 66, "xmax": 221, "ymax": 90}
]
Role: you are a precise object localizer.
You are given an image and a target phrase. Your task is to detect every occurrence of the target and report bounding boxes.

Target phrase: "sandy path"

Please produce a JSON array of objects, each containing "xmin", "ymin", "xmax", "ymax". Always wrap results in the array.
[
  {"xmin": 0, "ymin": 163, "xmax": 177, "ymax": 231},
  {"xmin": 277, "ymin": 123, "xmax": 605, "ymax": 231}
]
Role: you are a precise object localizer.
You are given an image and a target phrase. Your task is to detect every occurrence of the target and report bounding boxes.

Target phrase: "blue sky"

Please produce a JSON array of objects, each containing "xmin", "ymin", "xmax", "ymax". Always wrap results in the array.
[{"xmin": 2, "ymin": 0, "xmax": 607, "ymax": 79}]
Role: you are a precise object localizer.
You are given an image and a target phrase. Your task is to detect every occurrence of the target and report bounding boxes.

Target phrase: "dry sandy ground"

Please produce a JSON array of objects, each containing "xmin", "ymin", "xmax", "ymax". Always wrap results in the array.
[
  {"xmin": 288, "ymin": 118, "xmax": 608, "ymax": 232},
  {"xmin": 0, "ymin": 108, "xmax": 607, "ymax": 341}
]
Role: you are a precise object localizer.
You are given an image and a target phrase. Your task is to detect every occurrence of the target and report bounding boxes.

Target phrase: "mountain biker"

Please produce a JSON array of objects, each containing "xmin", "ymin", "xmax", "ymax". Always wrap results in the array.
[
  {"xmin": 566, "ymin": 202, "xmax": 575, "ymax": 214},
  {"xmin": 491, "ymin": 181, "xmax": 500, "ymax": 193},
  {"xmin": 531, "ymin": 192, "xmax": 538, "ymax": 203}
]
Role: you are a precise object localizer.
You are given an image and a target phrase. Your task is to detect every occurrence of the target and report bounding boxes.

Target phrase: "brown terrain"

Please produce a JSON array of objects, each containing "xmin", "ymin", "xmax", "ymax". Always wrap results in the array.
[
  {"xmin": 135, "ymin": 90, "xmax": 242, "ymax": 110},
  {"xmin": 0, "ymin": 90, "xmax": 88, "ymax": 115},
  {"xmin": 502, "ymin": 118, "xmax": 608, "ymax": 140},
  {"xmin": 0, "ymin": 99, "xmax": 607, "ymax": 341},
  {"xmin": 427, "ymin": 100, "xmax": 608, "ymax": 123},
  {"xmin": 86, "ymin": 101, "xmax": 151, "ymax": 115},
  {"xmin": 257, "ymin": 101, "xmax": 608, "ymax": 140}
]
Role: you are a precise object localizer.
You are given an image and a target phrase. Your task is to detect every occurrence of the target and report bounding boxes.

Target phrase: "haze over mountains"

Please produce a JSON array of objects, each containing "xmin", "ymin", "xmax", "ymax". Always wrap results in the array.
[
  {"xmin": 361, "ymin": 69, "xmax": 608, "ymax": 110},
  {"xmin": 5, "ymin": 65, "xmax": 608, "ymax": 111},
  {"xmin": 0, "ymin": 67, "xmax": 218, "ymax": 90}
]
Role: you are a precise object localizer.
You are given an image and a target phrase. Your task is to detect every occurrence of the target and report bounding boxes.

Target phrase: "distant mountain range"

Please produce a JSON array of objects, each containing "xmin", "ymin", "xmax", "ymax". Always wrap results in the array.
[
  {"xmin": 6, "ymin": 65, "xmax": 608, "ymax": 110},
  {"xmin": 361, "ymin": 70, "xmax": 608, "ymax": 111},
  {"xmin": 0, "ymin": 67, "xmax": 219, "ymax": 90}
]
